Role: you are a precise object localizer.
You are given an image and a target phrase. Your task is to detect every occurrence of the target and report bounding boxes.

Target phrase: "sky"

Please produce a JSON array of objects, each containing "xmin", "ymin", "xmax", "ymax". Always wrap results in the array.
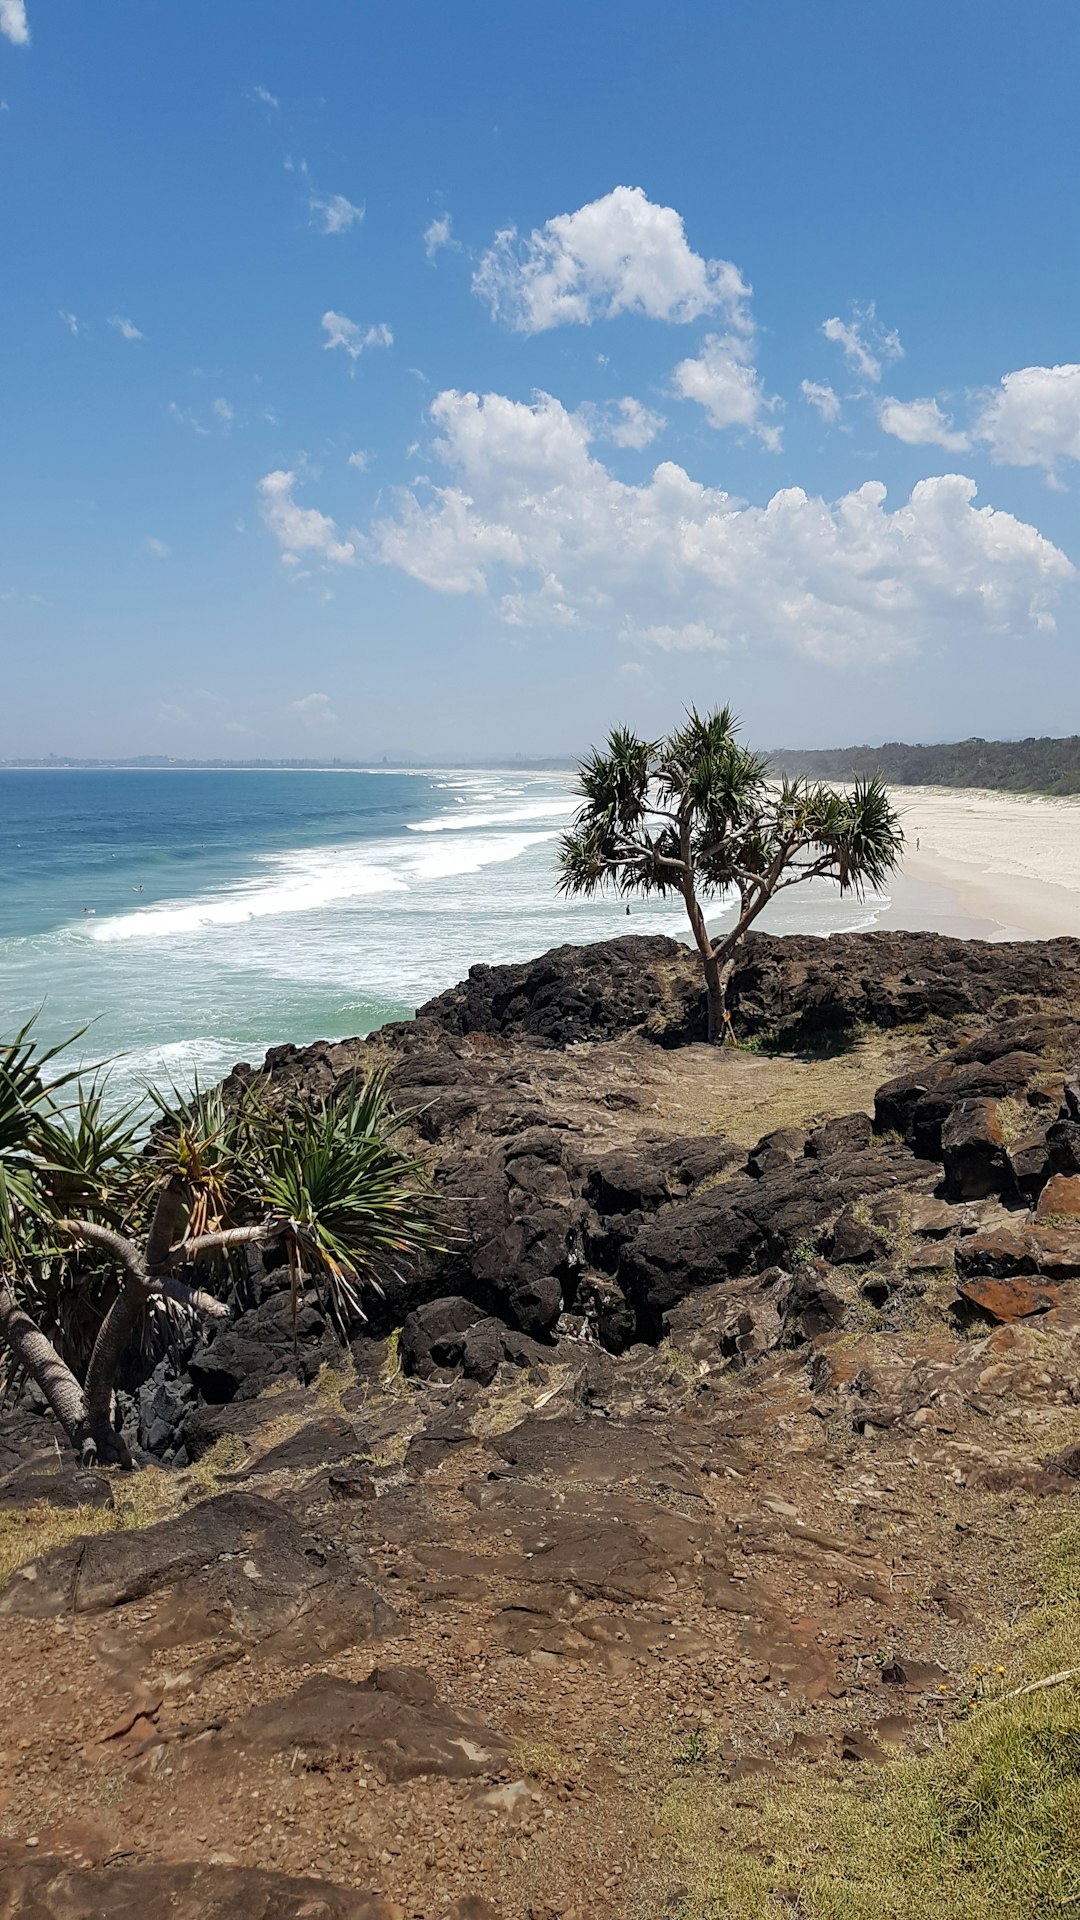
[{"xmin": 1, "ymin": 0, "xmax": 1079, "ymax": 760}]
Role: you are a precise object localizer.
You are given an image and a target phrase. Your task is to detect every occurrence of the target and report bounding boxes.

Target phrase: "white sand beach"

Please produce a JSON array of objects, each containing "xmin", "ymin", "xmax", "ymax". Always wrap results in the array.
[{"xmin": 873, "ymin": 786, "xmax": 1080, "ymax": 942}]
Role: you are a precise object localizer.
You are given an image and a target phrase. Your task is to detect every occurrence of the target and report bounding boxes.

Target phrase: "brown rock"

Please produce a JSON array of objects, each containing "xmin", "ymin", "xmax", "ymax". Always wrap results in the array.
[
  {"xmin": 941, "ymin": 1099, "xmax": 1013, "ymax": 1202},
  {"xmin": 956, "ymin": 1276, "xmax": 1060, "ymax": 1323},
  {"xmin": 1035, "ymin": 1173, "xmax": 1080, "ymax": 1221}
]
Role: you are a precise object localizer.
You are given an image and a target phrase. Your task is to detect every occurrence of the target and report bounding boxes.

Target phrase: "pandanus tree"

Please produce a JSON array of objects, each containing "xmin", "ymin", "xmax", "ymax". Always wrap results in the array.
[
  {"xmin": 0, "ymin": 1021, "xmax": 442, "ymax": 1465},
  {"xmin": 558, "ymin": 707, "xmax": 903, "ymax": 1043}
]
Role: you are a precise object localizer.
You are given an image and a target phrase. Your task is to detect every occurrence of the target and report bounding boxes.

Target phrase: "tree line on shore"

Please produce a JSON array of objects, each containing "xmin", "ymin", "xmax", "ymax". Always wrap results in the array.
[{"xmin": 768, "ymin": 735, "xmax": 1080, "ymax": 796}]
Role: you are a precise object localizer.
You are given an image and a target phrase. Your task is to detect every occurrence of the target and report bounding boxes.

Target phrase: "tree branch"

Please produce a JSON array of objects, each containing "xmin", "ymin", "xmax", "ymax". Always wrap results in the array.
[
  {"xmin": 57, "ymin": 1219, "xmax": 149, "ymax": 1291},
  {"xmin": 168, "ymin": 1222, "xmax": 277, "ymax": 1266},
  {"xmin": 154, "ymin": 1274, "xmax": 231, "ymax": 1321}
]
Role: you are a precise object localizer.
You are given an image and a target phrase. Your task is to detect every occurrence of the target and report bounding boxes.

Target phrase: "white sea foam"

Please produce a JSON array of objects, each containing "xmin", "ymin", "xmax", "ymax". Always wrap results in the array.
[
  {"xmin": 84, "ymin": 819, "xmax": 570, "ymax": 944},
  {"xmin": 408, "ymin": 797, "xmax": 578, "ymax": 833}
]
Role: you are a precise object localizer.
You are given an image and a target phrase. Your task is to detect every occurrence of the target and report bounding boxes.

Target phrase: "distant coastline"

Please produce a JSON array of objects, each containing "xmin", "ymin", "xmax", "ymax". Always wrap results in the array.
[{"xmin": 8, "ymin": 732, "xmax": 1080, "ymax": 795}]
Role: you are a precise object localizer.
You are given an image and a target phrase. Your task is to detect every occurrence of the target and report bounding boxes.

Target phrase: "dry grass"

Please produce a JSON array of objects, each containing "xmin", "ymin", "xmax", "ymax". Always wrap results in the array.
[
  {"xmin": 658, "ymin": 1512, "xmax": 1080, "ymax": 1920},
  {"xmin": 646, "ymin": 1031, "xmax": 929, "ymax": 1148}
]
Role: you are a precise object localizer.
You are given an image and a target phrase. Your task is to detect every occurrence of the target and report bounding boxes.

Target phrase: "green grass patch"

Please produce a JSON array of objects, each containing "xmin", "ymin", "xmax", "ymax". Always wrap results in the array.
[{"xmin": 661, "ymin": 1516, "xmax": 1080, "ymax": 1919}]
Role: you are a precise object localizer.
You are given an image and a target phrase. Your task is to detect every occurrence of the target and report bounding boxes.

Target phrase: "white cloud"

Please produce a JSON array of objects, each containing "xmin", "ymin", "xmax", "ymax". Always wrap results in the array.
[
  {"xmin": 321, "ymin": 311, "xmax": 393, "ymax": 363},
  {"xmin": 673, "ymin": 333, "xmax": 781, "ymax": 449},
  {"xmin": 801, "ymin": 379, "xmax": 841, "ymax": 423},
  {"xmin": 291, "ymin": 691, "xmax": 337, "ymax": 724},
  {"xmin": 347, "ymin": 448, "xmax": 372, "ymax": 470},
  {"xmin": 109, "ymin": 314, "xmax": 144, "ymax": 342},
  {"xmin": 371, "ymin": 387, "xmax": 1072, "ymax": 665},
  {"xmin": 473, "ymin": 185, "xmax": 751, "ymax": 334},
  {"xmin": 0, "ymin": 1, "xmax": 29, "ymax": 46},
  {"xmin": 310, "ymin": 191, "xmax": 364, "ymax": 235},
  {"xmin": 879, "ymin": 394, "xmax": 969, "ymax": 452},
  {"xmin": 424, "ymin": 213, "xmax": 458, "ymax": 260},
  {"xmin": 212, "ymin": 396, "xmax": 234, "ymax": 424},
  {"xmin": 252, "ymin": 84, "xmax": 278, "ymax": 109},
  {"xmin": 974, "ymin": 364, "xmax": 1080, "ymax": 475},
  {"xmin": 143, "ymin": 537, "xmax": 171, "ymax": 559},
  {"xmin": 259, "ymin": 469, "xmax": 356, "ymax": 566},
  {"xmin": 58, "ymin": 310, "xmax": 82, "ymax": 336},
  {"xmin": 822, "ymin": 302, "xmax": 903, "ymax": 384}
]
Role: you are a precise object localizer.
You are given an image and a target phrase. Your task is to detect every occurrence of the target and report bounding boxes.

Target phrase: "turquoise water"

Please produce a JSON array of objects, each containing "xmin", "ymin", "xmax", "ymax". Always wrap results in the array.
[{"xmin": 0, "ymin": 768, "xmax": 889, "ymax": 1106}]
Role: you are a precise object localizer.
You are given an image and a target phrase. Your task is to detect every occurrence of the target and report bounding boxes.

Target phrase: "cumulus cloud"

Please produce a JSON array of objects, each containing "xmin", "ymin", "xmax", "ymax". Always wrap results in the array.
[
  {"xmin": 822, "ymin": 302, "xmax": 903, "ymax": 384},
  {"xmin": 974, "ymin": 364, "xmax": 1080, "ymax": 475},
  {"xmin": 0, "ymin": 1, "xmax": 29, "ymax": 46},
  {"xmin": 321, "ymin": 311, "xmax": 393, "ymax": 363},
  {"xmin": 674, "ymin": 333, "xmax": 781, "ymax": 449},
  {"xmin": 801, "ymin": 379, "xmax": 841, "ymax": 423},
  {"xmin": 310, "ymin": 191, "xmax": 364, "ymax": 235},
  {"xmin": 473, "ymin": 185, "xmax": 751, "ymax": 334},
  {"xmin": 370, "ymin": 388, "xmax": 1072, "ymax": 665},
  {"xmin": 879, "ymin": 395, "xmax": 969, "ymax": 452},
  {"xmin": 424, "ymin": 213, "xmax": 457, "ymax": 260},
  {"xmin": 109, "ymin": 314, "xmax": 144, "ymax": 342},
  {"xmin": 259, "ymin": 470, "xmax": 356, "ymax": 566}
]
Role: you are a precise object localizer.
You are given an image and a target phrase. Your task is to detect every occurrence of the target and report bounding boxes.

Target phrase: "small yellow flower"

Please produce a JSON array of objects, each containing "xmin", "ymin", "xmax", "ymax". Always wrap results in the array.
[
  {"xmin": 995, "ymin": 1666, "xmax": 1006, "ymax": 1675},
  {"xmin": 970, "ymin": 1665, "xmax": 985, "ymax": 1677},
  {"xmin": 937, "ymin": 1683, "xmax": 949, "ymax": 1693}
]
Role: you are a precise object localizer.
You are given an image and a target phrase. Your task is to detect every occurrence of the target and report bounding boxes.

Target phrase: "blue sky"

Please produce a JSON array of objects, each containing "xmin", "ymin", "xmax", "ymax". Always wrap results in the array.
[{"xmin": 1, "ymin": 0, "xmax": 1078, "ymax": 759}]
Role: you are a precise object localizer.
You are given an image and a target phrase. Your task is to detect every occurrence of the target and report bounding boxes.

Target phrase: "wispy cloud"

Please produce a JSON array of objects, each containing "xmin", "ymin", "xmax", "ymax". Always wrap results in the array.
[
  {"xmin": 801, "ymin": 379, "xmax": 841, "ymax": 423},
  {"xmin": 348, "ymin": 449, "xmax": 372, "ymax": 470},
  {"xmin": 321, "ymin": 310, "xmax": 393, "ymax": 363},
  {"xmin": 58, "ymin": 310, "xmax": 82, "ymax": 337},
  {"xmin": 143, "ymin": 537, "xmax": 171, "ymax": 559},
  {"xmin": 822, "ymin": 302, "xmax": 903, "ymax": 384},
  {"xmin": 0, "ymin": 1, "xmax": 29, "ymax": 47},
  {"xmin": 310, "ymin": 191, "xmax": 364, "ymax": 235},
  {"xmin": 109, "ymin": 314, "xmax": 144, "ymax": 342},
  {"xmin": 291, "ymin": 690, "xmax": 338, "ymax": 725},
  {"xmin": 259, "ymin": 469, "xmax": 356, "ymax": 566},
  {"xmin": 251, "ymin": 84, "xmax": 279, "ymax": 109},
  {"xmin": 424, "ymin": 213, "xmax": 458, "ymax": 260}
]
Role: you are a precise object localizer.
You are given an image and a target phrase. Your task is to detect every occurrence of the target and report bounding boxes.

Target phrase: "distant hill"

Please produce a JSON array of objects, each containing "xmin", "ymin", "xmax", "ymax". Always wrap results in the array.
[{"xmin": 767, "ymin": 736, "xmax": 1080, "ymax": 797}]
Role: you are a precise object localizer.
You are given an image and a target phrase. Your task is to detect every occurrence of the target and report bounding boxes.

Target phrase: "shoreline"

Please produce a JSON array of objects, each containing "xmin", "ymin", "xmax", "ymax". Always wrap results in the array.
[{"xmin": 872, "ymin": 785, "xmax": 1080, "ymax": 942}]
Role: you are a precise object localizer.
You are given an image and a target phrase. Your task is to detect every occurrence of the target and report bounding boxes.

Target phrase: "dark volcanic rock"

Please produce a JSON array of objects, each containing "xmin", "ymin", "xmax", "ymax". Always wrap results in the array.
[
  {"xmin": 619, "ymin": 1142, "xmax": 938, "ymax": 1326},
  {"xmin": 176, "ymin": 1665, "xmax": 509, "ymax": 1782},
  {"xmin": 0, "ymin": 1846, "xmax": 401, "ymax": 1920},
  {"xmin": 188, "ymin": 1292, "xmax": 339, "ymax": 1404},
  {"xmin": 941, "ymin": 1098, "xmax": 1015, "ymax": 1202},
  {"xmin": 400, "ymin": 1296, "xmax": 485, "ymax": 1378},
  {"xmin": 416, "ymin": 933, "xmax": 700, "ymax": 1046},
  {"xmin": 0, "ymin": 1490, "xmax": 393, "ymax": 1659}
]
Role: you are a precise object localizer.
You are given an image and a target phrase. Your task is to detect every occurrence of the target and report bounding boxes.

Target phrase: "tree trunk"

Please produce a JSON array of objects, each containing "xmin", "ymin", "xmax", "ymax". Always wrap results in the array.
[
  {"xmin": 0, "ymin": 1279, "xmax": 89, "ymax": 1452},
  {"xmin": 703, "ymin": 952, "xmax": 728, "ymax": 1045}
]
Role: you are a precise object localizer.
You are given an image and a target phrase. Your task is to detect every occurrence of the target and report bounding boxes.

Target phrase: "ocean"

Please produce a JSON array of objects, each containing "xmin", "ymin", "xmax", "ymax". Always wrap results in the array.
[{"xmin": 0, "ymin": 768, "xmax": 888, "ymax": 1108}]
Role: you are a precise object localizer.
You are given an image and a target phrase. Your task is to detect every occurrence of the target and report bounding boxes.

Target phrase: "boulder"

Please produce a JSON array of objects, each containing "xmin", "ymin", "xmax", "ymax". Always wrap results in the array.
[
  {"xmin": 188, "ymin": 1293, "xmax": 338, "ymax": 1405},
  {"xmin": 399, "ymin": 1296, "xmax": 485, "ymax": 1378},
  {"xmin": 956, "ymin": 1276, "xmax": 1061, "ymax": 1323},
  {"xmin": 941, "ymin": 1098, "xmax": 1014, "ymax": 1202},
  {"xmin": 1035, "ymin": 1172, "xmax": 1080, "ymax": 1221}
]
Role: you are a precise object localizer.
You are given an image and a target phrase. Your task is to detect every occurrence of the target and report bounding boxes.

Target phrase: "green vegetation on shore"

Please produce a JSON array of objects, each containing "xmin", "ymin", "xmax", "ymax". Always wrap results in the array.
[{"xmin": 768, "ymin": 736, "xmax": 1080, "ymax": 796}]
